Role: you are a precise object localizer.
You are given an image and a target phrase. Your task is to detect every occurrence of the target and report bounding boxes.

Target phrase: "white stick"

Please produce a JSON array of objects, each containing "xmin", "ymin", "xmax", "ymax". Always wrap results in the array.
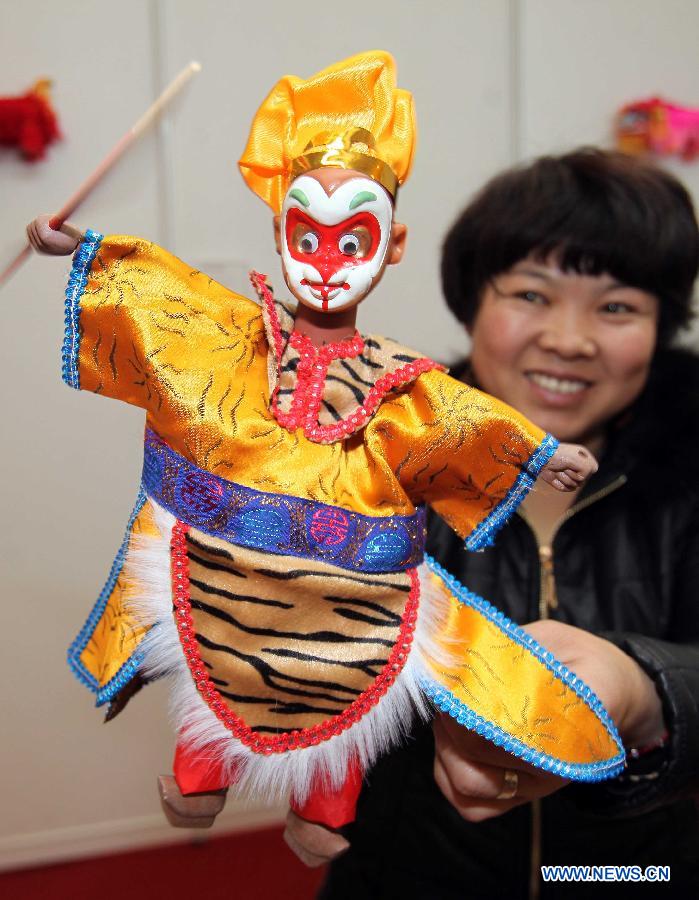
[{"xmin": 0, "ymin": 61, "xmax": 202, "ymax": 288}]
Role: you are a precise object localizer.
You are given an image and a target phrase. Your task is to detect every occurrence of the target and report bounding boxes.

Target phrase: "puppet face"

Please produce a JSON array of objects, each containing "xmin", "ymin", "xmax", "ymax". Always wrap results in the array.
[{"xmin": 280, "ymin": 173, "xmax": 393, "ymax": 313}]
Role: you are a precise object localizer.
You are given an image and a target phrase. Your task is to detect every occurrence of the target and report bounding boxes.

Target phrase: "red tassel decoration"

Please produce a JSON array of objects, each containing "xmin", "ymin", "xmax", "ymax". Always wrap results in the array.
[{"xmin": 0, "ymin": 79, "xmax": 61, "ymax": 162}]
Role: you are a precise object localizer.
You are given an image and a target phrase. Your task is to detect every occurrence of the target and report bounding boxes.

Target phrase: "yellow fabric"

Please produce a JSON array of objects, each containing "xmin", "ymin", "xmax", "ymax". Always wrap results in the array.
[
  {"xmin": 77, "ymin": 236, "xmax": 544, "ymax": 525},
  {"xmin": 73, "ymin": 239, "xmax": 623, "ymax": 772},
  {"xmin": 425, "ymin": 567, "xmax": 621, "ymax": 766},
  {"xmin": 78, "ymin": 500, "xmax": 158, "ymax": 687},
  {"xmin": 238, "ymin": 50, "xmax": 416, "ymax": 211},
  {"xmin": 75, "ymin": 236, "xmax": 545, "ymax": 690}
]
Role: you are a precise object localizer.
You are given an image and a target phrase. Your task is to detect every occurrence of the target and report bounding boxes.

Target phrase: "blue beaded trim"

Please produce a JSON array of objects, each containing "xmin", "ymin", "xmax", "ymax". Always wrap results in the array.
[
  {"xmin": 67, "ymin": 487, "xmax": 147, "ymax": 706},
  {"xmin": 421, "ymin": 554, "xmax": 625, "ymax": 781},
  {"xmin": 61, "ymin": 229, "xmax": 103, "ymax": 389},
  {"xmin": 143, "ymin": 429, "xmax": 426, "ymax": 574},
  {"xmin": 465, "ymin": 433, "xmax": 558, "ymax": 550}
]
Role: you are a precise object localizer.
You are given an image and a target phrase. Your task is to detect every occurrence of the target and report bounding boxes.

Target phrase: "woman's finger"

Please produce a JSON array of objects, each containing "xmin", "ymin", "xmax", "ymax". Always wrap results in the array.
[
  {"xmin": 434, "ymin": 714, "xmax": 533, "ymax": 771},
  {"xmin": 434, "ymin": 752, "xmax": 529, "ymax": 822},
  {"xmin": 434, "ymin": 715, "xmax": 568, "ymax": 802},
  {"xmin": 436, "ymin": 744, "xmax": 508, "ymax": 800}
]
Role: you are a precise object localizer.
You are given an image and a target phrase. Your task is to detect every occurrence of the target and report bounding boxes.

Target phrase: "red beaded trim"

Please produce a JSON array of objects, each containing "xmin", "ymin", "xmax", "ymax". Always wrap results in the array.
[
  {"xmin": 250, "ymin": 271, "xmax": 442, "ymax": 444},
  {"xmin": 250, "ymin": 270, "xmax": 285, "ymax": 363},
  {"xmin": 171, "ymin": 519, "xmax": 420, "ymax": 755}
]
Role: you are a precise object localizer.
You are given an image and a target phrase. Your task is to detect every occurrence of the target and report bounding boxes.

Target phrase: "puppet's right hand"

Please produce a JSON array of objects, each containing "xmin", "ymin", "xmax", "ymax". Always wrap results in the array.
[
  {"xmin": 26, "ymin": 214, "xmax": 84, "ymax": 255},
  {"xmin": 283, "ymin": 809, "xmax": 350, "ymax": 868}
]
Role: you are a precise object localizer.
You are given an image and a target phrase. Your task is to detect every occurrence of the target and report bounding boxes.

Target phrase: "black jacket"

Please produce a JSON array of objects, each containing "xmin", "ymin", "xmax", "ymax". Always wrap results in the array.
[{"xmin": 320, "ymin": 348, "xmax": 699, "ymax": 899}]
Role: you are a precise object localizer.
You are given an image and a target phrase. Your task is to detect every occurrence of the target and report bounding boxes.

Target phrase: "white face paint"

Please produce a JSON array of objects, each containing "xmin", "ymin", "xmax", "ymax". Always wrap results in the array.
[{"xmin": 280, "ymin": 174, "xmax": 394, "ymax": 313}]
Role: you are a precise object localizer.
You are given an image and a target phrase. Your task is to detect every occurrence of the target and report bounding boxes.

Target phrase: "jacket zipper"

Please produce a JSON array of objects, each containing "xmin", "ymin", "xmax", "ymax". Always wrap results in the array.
[
  {"xmin": 522, "ymin": 473, "xmax": 627, "ymax": 900},
  {"xmin": 524, "ymin": 475, "xmax": 629, "ymax": 619}
]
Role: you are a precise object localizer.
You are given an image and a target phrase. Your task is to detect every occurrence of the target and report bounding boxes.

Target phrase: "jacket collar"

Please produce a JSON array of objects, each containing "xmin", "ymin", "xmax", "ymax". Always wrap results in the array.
[{"xmin": 601, "ymin": 347, "xmax": 699, "ymax": 502}]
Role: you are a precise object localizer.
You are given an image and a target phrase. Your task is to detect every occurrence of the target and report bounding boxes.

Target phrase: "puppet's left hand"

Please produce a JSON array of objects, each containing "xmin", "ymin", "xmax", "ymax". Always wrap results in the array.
[
  {"xmin": 539, "ymin": 442, "xmax": 598, "ymax": 491},
  {"xmin": 433, "ymin": 620, "xmax": 666, "ymax": 822}
]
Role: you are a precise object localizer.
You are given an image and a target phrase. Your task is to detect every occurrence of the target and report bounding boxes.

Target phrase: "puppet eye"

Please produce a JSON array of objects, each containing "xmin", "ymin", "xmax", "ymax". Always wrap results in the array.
[
  {"xmin": 299, "ymin": 232, "xmax": 319, "ymax": 253},
  {"xmin": 339, "ymin": 234, "xmax": 360, "ymax": 256}
]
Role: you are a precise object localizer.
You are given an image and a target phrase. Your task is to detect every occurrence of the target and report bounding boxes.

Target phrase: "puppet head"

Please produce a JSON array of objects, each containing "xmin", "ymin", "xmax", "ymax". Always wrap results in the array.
[{"xmin": 239, "ymin": 51, "xmax": 415, "ymax": 313}]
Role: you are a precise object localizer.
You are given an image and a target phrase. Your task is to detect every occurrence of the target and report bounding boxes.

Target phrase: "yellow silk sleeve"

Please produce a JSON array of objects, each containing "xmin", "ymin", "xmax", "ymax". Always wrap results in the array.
[
  {"xmin": 62, "ymin": 233, "xmax": 263, "ymax": 412},
  {"xmin": 366, "ymin": 368, "xmax": 555, "ymax": 547}
]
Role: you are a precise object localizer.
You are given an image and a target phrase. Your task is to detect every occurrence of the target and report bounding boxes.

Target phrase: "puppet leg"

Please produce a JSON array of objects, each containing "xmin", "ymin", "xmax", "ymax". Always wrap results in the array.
[
  {"xmin": 289, "ymin": 758, "xmax": 363, "ymax": 829},
  {"xmin": 157, "ymin": 741, "xmax": 235, "ymax": 828}
]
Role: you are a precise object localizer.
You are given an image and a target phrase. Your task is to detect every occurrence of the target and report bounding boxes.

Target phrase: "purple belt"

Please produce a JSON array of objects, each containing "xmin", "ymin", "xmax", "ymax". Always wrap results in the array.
[{"xmin": 142, "ymin": 430, "xmax": 425, "ymax": 574}]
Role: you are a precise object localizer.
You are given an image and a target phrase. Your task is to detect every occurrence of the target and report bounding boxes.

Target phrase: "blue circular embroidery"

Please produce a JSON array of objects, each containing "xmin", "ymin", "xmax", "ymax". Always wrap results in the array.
[
  {"xmin": 232, "ymin": 503, "xmax": 290, "ymax": 549},
  {"xmin": 360, "ymin": 527, "xmax": 412, "ymax": 571}
]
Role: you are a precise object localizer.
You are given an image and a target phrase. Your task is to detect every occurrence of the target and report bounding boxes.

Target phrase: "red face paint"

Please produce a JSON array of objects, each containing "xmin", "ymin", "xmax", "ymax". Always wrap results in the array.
[{"xmin": 285, "ymin": 209, "xmax": 381, "ymax": 308}]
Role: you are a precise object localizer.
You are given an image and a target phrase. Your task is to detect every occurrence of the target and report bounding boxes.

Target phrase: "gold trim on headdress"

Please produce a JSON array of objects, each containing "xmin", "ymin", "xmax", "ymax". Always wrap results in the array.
[
  {"xmin": 290, "ymin": 129, "xmax": 399, "ymax": 198},
  {"xmin": 239, "ymin": 51, "xmax": 416, "ymax": 212}
]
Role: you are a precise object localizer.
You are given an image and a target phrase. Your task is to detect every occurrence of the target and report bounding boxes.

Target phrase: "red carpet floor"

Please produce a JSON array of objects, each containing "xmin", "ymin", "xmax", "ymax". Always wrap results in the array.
[{"xmin": 0, "ymin": 826, "xmax": 326, "ymax": 900}]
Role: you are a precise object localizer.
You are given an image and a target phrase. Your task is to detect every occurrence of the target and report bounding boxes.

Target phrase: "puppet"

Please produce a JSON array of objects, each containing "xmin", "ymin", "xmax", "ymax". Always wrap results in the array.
[
  {"xmin": 616, "ymin": 96, "xmax": 699, "ymax": 161},
  {"xmin": 28, "ymin": 51, "xmax": 624, "ymax": 859}
]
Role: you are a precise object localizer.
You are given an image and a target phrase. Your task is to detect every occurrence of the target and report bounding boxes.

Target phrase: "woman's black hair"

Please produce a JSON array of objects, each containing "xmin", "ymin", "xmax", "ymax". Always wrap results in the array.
[{"xmin": 441, "ymin": 148, "xmax": 699, "ymax": 346}]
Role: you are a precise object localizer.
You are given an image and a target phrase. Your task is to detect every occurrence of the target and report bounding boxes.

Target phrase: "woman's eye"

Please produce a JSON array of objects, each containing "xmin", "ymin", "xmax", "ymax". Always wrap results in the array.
[
  {"xmin": 339, "ymin": 233, "xmax": 360, "ymax": 256},
  {"xmin": 298, "ymin": 232, "xmax": 319, "ymax": 253},
  {"xmin": 517, "ymin": 290, "xmax": 545, "ymax": 304},
  {"xmin": 603, "ymin": 301, "xmax": 633, "ymax": 314}
]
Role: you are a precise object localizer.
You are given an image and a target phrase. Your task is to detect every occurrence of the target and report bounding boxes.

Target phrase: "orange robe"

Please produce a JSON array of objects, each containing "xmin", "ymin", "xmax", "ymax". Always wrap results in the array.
[{"xmin": 63, "ymin": 232, "xmax": 624, "ymax": 818}]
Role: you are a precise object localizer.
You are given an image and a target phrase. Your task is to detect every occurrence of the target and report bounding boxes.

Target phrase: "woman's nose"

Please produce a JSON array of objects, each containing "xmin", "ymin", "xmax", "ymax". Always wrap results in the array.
[{"xmin": 537, "ymin": 323, "xmax": 596, "ymax": 358}]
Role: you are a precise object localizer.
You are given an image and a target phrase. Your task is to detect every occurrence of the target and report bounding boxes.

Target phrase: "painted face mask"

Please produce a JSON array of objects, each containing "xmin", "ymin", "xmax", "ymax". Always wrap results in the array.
[{"xmin": 280, "ymin": 174, "xmax": 393, "ymax": 312}]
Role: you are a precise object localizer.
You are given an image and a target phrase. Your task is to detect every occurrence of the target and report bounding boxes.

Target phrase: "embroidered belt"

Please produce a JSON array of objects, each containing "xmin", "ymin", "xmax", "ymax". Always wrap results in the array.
[{"xmin": 142, "ymin": 430, "xmax": 425, "ymax": 573}]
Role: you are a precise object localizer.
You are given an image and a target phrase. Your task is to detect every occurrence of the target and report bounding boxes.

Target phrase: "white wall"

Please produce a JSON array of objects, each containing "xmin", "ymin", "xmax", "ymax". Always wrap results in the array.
[{"xmin": 1, "ymin": 0, "xmax": 698, "ymax": 871}]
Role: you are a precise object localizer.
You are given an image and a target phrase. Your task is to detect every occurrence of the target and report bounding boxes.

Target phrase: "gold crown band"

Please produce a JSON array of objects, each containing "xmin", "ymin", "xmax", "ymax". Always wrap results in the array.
[{"xmin": 290, "ymin": 150, "xmax": 399, "ymax": 200}]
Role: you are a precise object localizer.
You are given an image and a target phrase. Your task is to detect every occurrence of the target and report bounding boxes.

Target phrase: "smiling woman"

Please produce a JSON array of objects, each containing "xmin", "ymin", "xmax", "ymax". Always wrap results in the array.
[
  {"xmin": 442, "ymin": 148, "xmax": 697, "ymax": 346},
  {"xmin": 320, "ymin": 149, "xmax": 699, "ymax": 898},
  {"xmin": 469, "ymin": 261, "xmax": 659, "ymax": 451}
]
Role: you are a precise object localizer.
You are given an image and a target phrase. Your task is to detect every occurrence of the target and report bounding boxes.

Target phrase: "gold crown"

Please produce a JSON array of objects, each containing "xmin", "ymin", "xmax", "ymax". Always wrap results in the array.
[{"xmin": 290, "ymin": 128, "xmax": 398, "ymax": 198}]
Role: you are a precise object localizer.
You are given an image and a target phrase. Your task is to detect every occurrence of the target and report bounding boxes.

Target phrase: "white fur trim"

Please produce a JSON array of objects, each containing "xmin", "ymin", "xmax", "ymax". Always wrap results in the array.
[{"xmin": 122, "ymin": 498, "xmax": 455, "ymax": 803}]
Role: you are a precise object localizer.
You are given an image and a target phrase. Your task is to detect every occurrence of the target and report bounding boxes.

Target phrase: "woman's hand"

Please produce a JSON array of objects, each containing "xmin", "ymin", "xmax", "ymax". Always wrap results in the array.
[
  {"xmin": 433, "ymin": 619, "xmax": 666, "ymax": 821},
  {"xmin": 26, "ymin": 214, "xmax": 84, "ymax": 255},
  {"xmin": 540, "ymin": 442, "xmax": 598, "ymax": 491}
]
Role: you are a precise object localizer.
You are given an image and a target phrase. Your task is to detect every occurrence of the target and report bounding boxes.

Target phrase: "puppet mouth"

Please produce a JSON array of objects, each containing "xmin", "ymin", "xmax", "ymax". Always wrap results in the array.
[{"xmin": 301, "ymin": 280, "xmax": 351, "ymax": 307}]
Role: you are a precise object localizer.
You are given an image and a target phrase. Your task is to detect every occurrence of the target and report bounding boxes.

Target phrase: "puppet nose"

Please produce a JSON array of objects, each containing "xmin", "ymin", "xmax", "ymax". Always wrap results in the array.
[{"xmin": 314, "ymin": 259, "xmax": 343, "ymax": 284}]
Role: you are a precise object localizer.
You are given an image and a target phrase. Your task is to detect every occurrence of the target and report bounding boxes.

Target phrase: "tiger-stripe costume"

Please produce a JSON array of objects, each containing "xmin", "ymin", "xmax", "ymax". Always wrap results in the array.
[{"xmin": 185, "ymin": 528, "xmax": 411, "ymax": 735}]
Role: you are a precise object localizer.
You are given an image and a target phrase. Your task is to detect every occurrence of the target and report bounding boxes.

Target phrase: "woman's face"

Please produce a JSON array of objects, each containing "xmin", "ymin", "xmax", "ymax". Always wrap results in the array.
[{"xmin": 468, "ymin": 257, "xmax": 659, "ymax": 448}]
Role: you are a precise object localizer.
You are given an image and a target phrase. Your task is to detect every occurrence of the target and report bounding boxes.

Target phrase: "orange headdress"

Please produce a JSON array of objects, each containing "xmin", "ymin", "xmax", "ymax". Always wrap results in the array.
[{"xmin": 239, "ymin": 51, "xmax": 416, "ymax": 212}]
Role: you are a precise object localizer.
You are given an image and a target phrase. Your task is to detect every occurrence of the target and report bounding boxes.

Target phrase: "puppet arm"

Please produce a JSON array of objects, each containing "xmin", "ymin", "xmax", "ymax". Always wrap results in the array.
[
  {"xmin": 29, "ymin": 216, "xmax": 261, "ymax": 413},
  {"xmin": 371, "ymin": 367, "xmax": 569, "ymax": 547},
  {"xmin": 31, "ymin": 219, "xmax": 264, "ymax": 712}
]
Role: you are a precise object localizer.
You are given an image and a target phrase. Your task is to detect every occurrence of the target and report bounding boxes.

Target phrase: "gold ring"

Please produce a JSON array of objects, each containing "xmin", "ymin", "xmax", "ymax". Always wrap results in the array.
[{"xmin": 496, "ymin": 769, "xmax": 519, "ymax": 800}]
